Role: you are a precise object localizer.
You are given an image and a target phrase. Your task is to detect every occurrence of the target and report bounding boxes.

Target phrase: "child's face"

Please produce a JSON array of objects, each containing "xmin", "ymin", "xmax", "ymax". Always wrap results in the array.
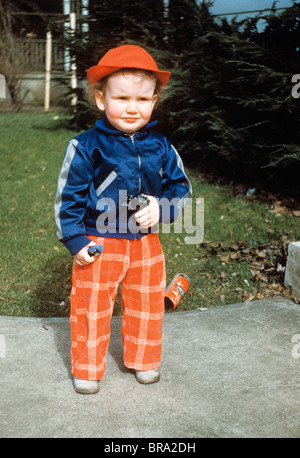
[{"xmin": 95, "ymin": 71, "xmax": 158, "ymax": 134}]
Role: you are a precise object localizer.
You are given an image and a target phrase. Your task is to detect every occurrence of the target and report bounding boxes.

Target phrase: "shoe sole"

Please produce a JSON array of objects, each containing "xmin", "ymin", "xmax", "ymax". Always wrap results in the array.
[
  {"xmin": 135, "ymin": 373, "xmax": 160, "ymax": 384},
  {"xmin": 74, "ymin": 386, "xmax": 100, "ymax": 394},
  {"xmin": 73, "ymin": 382, "xmax": 100, "ymax": 395}
]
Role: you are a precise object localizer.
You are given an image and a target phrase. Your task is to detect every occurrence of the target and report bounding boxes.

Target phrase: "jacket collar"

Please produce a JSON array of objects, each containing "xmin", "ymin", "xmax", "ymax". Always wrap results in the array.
[{"xmin": 95, "ymin": 115, "xmax": 158, "ymax": 135}]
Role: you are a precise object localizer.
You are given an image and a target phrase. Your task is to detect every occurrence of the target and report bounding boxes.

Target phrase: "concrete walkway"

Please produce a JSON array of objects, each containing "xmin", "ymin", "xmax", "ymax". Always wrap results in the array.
[{"xmin": 0, "ymin": 297, "xmax": 299, "ymax": 438}]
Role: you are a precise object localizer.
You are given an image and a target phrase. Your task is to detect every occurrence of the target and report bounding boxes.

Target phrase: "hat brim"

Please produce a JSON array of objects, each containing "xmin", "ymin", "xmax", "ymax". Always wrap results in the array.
[{"xmin": 87, "ymin": 65, "xmax": 171, "ymax": 87}]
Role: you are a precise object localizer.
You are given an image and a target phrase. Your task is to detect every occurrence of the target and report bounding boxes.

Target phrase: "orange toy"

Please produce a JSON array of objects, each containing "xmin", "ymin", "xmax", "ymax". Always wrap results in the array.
[{"xmin": 165, "ymin": 273, "xmax": 191, "ymax": 310}]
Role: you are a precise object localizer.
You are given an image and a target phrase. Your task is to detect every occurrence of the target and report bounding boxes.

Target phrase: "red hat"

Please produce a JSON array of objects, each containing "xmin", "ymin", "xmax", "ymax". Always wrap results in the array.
[{"xmin": 87, "ymin": 44, "xmax": 171, "ymax": 87}]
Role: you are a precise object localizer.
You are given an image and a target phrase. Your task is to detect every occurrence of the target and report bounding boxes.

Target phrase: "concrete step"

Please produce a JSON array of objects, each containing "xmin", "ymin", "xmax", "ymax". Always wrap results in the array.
[
  {"xmin": 285, "ymin": 241, "xmax": 300, "ymax": 301},
  {"xmin": 0, "ymin": 297, "xmax": 299, "ymax": 438}
]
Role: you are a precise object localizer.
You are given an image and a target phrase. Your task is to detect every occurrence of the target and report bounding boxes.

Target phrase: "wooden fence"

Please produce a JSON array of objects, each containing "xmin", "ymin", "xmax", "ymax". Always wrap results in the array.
[{"xmin": 15, "ymin": 39, "xmax": 65, "ymax": 72}]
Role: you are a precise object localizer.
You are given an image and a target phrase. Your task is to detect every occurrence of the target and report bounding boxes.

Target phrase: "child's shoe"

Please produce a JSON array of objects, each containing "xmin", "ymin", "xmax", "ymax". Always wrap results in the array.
[
  {"xmin": 135, "ymin": 369, "xmax": 160, "ymax": 384},
  {"xmin": 73, "ymin": 376, "xmax": 100, "ymax": 394}
]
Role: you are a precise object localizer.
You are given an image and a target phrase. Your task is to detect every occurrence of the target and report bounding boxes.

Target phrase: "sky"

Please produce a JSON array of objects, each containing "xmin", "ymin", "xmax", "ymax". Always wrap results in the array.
[
  {"xmin": 201, "ymin": 0, "xmax": 295, "ymax": 31},
  {"xmin": 206, "ymin": 0, "xmax": 294, "ymax": 18}
]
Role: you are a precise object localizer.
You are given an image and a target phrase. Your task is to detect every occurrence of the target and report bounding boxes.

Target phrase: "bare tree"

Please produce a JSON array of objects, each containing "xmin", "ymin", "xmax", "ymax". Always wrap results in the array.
[{"xmin": 0, "ymin": 0, "xmax": 34, "ymax": 111}]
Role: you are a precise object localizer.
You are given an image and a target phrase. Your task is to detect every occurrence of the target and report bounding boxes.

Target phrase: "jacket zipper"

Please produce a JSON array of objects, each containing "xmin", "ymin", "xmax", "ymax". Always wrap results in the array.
[{"xmin": 128, "ymin": 133, "xmax": 141, "ymax": 193}]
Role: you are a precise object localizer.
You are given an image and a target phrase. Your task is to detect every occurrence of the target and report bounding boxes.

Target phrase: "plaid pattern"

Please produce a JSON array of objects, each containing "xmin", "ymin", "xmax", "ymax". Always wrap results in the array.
[{"xmin": 70, "ymin": 234, "xmax": 166, "ymax": 380}]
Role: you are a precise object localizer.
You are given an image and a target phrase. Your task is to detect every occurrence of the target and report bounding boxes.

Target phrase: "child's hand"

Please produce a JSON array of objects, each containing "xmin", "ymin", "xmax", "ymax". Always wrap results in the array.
[
  {"xmin": 134, "ymin": 195, "xmax": 160, "ymax": 229},
  {"xmin": 74, "ymin": 241, "xmax": 98, "ymax": 266}
]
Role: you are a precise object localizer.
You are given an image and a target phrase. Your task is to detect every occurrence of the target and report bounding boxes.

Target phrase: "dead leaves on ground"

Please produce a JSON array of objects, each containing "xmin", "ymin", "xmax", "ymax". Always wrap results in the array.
[{"xmin": 196, "ymin": 235, "xmax": 299, "ymax": 304}]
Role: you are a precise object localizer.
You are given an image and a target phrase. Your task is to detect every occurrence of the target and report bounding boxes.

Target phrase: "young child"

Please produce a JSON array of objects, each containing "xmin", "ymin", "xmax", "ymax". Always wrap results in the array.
[{"xmin": 55, "ymin": 44, "xmax": 192, "ymax": 394}]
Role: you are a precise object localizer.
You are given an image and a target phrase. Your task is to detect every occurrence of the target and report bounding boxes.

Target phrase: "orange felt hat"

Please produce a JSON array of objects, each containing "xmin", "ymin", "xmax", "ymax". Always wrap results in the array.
[{"xmin": 87, "ymin": 44, "xmax": 171, "ymax": 86}]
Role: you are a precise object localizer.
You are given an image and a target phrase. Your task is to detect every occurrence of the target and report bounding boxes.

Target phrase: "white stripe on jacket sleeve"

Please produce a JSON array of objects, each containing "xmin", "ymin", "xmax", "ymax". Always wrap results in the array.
[
  {"xmin": 171, "ymin": 145, "xmax": 192, "ymax": 203},
  {"xmin": 54, "ymin": 139, "xmax": 78, "ymax": 240}
]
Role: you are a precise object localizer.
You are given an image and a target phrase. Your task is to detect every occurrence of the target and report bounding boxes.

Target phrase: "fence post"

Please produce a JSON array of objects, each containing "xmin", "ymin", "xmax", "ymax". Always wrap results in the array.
[
  {"xmin": 64, "ymin": 0, "xmax": 71, "ymax": 72},
  {"xmin": 82, "ymin": 0, "xmax": 89, "ymax": 36},
  {"xmin": 44, "ymin": 31, "xmax": 52, "ymax": 112},
  {"xmin": 70, "ymin": 12, "xmax": 77, "ymax": 106}
]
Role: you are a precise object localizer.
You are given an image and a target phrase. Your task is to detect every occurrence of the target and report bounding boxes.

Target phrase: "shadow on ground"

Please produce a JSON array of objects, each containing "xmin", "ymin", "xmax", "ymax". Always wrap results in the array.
[
  {"xmin": 30, "ymin": 253, "xmax": 123, "ymax": 317},
  {"xmin": 30, "ymin": 253, "xmax": 72, "ymax": 317}
]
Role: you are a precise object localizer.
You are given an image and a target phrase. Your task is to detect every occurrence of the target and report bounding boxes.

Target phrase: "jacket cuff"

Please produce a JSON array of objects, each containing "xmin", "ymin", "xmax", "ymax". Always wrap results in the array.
[{"xmin": 63, "ymin": 235, "xmax": 91, "ymax": 255}]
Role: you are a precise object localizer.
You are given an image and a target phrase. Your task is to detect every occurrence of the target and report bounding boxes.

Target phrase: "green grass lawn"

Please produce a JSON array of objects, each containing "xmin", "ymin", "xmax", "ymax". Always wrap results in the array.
[{"xmin": 0, "ymin": 112, "xmax": 299, "ymax": 317}]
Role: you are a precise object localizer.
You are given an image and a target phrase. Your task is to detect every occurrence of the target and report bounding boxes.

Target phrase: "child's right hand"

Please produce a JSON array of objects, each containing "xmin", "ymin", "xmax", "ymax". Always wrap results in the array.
[{"xmin": 74, "ymin": 242, "xmax": 98, "ymax": 266}]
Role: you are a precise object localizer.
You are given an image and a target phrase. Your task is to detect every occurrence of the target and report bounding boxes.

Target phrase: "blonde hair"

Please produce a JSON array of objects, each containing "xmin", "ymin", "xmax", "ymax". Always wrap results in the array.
[{"xmin": 85, "ymin": 68, "xmax": 164, "ymax": 106}]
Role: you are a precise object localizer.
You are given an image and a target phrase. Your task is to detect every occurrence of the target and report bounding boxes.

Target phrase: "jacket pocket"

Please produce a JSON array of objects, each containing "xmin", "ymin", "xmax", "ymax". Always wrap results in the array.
[{"xmin": 95, "ymin": 170, "xmax": 118, "ymax": 197}]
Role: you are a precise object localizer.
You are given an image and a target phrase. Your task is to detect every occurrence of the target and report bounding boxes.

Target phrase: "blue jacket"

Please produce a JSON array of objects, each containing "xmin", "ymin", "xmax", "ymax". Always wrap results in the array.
[{"xmin": 54, "ymin": 116, "xmax": 192, "ymax": 255}]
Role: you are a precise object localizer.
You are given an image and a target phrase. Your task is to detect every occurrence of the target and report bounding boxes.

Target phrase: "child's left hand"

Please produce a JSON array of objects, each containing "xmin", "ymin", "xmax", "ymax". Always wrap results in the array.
[{"xmin": 134, "ymin": 195, "xmax": 160, "ymax": 229}]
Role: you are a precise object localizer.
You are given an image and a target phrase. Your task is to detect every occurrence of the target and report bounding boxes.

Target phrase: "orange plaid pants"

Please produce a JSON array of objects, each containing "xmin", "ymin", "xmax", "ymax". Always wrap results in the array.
[{"xmin": 70, "ymin": 233, "xmax": 166, "ymax": 380}]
